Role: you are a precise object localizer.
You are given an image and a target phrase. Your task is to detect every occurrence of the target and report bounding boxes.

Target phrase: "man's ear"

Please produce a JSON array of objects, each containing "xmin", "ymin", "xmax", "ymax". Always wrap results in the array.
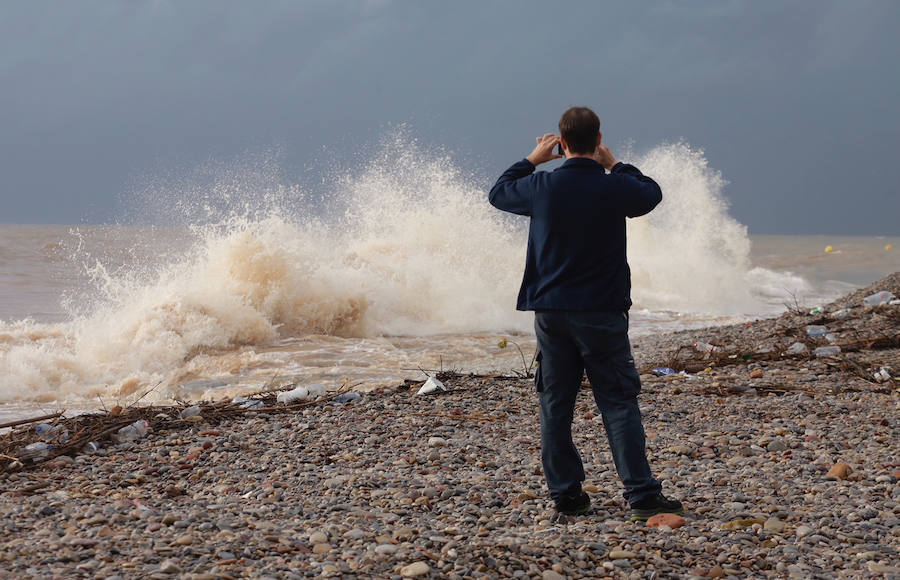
[
  {"xmin": 559, "ymin": 136, "xmax": 569, "ymax": 154},
  {"xmin": 597, "ymin": 132, "xmax": 603, "ymax": 147}
]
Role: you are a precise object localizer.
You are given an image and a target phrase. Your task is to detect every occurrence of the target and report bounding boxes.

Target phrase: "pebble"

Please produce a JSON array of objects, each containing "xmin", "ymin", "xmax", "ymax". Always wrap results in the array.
[
  {"xmin": 399, "ymin": 561, "xmax": 430, "ymax": 577},
  {"xmin": 795, "ymin": 525, "xmax": 814, "ymax": 538},
  {"xmin": 826, "ymin": 463, "xmax": 853, "ymax": 479},
  {"xmin": 646, "ymin": 513, "xmax": 686, "ymax": 529},
  {"xmin": 608, "ymin": 550, "xmax": 636, "ymax": 559}
]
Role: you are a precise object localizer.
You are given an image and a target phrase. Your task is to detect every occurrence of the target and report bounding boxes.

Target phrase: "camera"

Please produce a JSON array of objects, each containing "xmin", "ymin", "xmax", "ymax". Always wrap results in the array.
[{"xmin": 556, "ymin": 144, "xmax": 564, "ymax": 156}]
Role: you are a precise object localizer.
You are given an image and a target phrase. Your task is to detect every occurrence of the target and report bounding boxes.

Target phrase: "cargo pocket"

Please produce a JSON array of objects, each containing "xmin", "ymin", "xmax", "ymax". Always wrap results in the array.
[
  {"xmin": 534, "ymin": 350, "xmax": 544, "ymax": 392},
  {"xmin": 613, "ymin": 353, "xmax": 642, "ymax": 398}
]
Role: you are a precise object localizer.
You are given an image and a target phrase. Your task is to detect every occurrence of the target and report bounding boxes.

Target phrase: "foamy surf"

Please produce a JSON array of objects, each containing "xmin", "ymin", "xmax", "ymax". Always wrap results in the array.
[{"xmin": 0, "ymin": 135, "xmax": 811, "ymax": 404}]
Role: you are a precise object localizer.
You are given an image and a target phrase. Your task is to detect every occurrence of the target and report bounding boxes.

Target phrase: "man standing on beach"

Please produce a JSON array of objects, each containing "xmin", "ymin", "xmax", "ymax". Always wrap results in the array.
[{"xmin": 488, "ymin": 106, "xmax": 683, "ymax": 520}]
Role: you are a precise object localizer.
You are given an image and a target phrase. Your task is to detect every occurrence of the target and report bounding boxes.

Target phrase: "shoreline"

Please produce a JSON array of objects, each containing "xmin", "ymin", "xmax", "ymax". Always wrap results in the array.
[{"xmin": 0, "ymin": 274, "xmax": 897, "ymax": 578}]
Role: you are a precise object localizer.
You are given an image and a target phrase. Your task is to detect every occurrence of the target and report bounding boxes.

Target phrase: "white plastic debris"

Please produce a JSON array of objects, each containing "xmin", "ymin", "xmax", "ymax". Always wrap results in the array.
[
  {"xmin": 306, "ymin": 384, "xmax": 327, "ymax": 397},
  {"xmin": 863, "ymin": 291, "xmax": 896, "ymax": 307},
  {"xmin": 115, "ymin": 420, "xmax": 150, "ymax": 443},
  {"xmin": 277, "ymin": 386, "xmax": 310, "ymax": 404},
  {"xmin": 873, "ymin": 368, "xmax": 892, "ymax": 383},
  {"xmin": 832, "ymin": 308, "xmax": 851, "ymax": 320},
  {"xmin": 178, "ymin": 405, "xmax": 201, "ymax": 419},
  {"xmin": 813, "ymin": 346, "xmax": 841, "ymax": 357},
  {"xmin": 806, "ymin": 325, "xmax": 828, "ymax": 338},
  {"xmin": 416, "ymin": 376, "xmax": 447, "ymax": 396},
  {"xmin": 786, "ymin": 342, "xmax": 808, "ymax": 355},
  {"xmin": 231, "ymin": 397, "xmax": 264, "ymax": 409}
]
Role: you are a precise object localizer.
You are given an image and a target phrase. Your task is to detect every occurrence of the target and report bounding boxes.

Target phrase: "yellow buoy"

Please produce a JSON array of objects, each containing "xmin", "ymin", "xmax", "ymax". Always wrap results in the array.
[
  {"xmin": 824, "ymin": 245, "xmax": 834, "ymax": 253},
  {"xmin": 886, "ymin": 244, "xmax": 893, "ymax": 251}
]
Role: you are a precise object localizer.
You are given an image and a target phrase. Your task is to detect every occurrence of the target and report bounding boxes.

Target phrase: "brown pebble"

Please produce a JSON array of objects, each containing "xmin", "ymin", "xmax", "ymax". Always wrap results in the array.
[
  {"xmin": 827, "ymin": 463, "xmax": 852, "ymax": 479},
  {"xmin": 646, "ymin": 513, "xmax": 686, "ymax": 529},
  {"xmin": 708, "ymin": 566, "xmax": 725, "ymax": 578},
  {"xmin": 750, "ymin": 368, "xmax": 764, "ymax": 379}
]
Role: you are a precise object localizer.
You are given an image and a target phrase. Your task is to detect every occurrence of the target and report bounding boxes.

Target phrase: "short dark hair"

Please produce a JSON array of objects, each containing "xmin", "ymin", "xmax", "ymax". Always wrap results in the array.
[{"xmin": 558, "ymin": 107, "xmax": 600, "ymax": 154}]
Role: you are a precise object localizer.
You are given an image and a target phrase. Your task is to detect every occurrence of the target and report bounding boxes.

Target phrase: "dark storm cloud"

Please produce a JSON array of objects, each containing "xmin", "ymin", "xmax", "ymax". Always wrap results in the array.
[{"xmin": 1, "ymin": 1, "xmax": 898, "ymax": 233}]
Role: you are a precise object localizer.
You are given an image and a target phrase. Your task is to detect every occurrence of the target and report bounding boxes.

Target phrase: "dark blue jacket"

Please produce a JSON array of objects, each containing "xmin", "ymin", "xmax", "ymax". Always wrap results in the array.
[{"xmin": 489, "ymin": 157, "xmax": 662, "ymax": 312}]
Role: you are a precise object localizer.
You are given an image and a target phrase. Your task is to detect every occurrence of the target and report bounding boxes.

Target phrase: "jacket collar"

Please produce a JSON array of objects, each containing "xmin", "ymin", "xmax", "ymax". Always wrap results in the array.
[{"xmin": 558, "ymin": 157, "xmax": 604, "ymax": 169}]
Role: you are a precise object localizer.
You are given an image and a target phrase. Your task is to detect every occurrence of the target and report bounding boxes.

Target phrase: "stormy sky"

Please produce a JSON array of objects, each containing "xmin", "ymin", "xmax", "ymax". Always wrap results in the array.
[{"xmin": 1, "ymin": 1, "xmax": 898, "ymax": 234}]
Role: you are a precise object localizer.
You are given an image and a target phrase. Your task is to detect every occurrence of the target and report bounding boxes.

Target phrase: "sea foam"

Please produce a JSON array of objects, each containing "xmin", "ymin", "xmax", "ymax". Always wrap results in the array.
[{"xmin": 0, "ymin": 134, "xmax": 805, "ymax": 403}]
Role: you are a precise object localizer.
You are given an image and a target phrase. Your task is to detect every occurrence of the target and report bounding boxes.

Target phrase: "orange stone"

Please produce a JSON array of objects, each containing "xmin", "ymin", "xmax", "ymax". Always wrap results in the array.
[
  {"xmin": 827, "ymin": 463, "xmax": 853, "ymax": 479},
  {"xmin": 646, "ymin": 513, "xmax": 687, "ymax": 529},
  {"xmin": 750, "ymin": 368, "xmax": 764, "ymax": 379}
]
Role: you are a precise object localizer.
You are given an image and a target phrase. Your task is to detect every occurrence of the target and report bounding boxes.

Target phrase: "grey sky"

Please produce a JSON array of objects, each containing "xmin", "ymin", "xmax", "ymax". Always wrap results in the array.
[{"xmin": 1, "ymin": 1, "xmax": 898, "ymax": 234}]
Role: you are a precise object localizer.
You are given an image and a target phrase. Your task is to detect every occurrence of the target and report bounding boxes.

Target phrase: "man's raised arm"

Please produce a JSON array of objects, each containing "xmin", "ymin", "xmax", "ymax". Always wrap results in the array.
[{"xmin": 489, "ymin": 133, "xmax": 562, "ymax": 216}]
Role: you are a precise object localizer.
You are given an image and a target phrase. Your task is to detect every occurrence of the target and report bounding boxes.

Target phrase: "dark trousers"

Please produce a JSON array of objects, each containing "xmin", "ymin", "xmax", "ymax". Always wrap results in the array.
[{"xmin": 534, "ymin": 310, "xmax": 661, "ymax": 504}]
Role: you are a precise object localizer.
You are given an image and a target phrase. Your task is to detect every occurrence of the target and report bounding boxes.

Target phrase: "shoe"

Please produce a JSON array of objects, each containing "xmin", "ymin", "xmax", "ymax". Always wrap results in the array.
[
  {"xmin": 554, "ymin": 491, "xmax": 591, "ymax": 515},
  {"xmin": 629, "ymin": 493, "xmax": 684, "ymax": 521}
]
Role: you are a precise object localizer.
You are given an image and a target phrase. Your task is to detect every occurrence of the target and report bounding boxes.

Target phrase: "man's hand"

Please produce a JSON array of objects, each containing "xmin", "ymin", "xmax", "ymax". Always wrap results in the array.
[
  {"xmin": 526, "ymin": 134, "xmax": 563, "ymax": 166},
  {"xmin": 593, "ymin": 143, "xmax": 617, "ymax": 170}
]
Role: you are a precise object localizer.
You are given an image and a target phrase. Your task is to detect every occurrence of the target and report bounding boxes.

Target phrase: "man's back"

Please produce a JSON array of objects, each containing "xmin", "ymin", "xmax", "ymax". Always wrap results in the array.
[{"xmin": 489, "ymin": 156, "xmax": 662, "ymax": 312}]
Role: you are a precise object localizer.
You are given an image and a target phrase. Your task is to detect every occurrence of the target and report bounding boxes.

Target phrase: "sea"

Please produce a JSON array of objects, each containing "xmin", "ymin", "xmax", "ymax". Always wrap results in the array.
[{"xmin": 1, "ymin": 140, "xmax": 898, "ymax": 423}]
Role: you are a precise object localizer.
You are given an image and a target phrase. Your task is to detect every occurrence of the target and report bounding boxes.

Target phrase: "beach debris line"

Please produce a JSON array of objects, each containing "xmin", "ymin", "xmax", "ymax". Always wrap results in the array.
[
  {"xmin": 649, "ymin": 273, "xmax": 899, "ymax": 395},
  {"xmin": 0, "ymin": 379, "xmax": 354, "ymax": 474}
]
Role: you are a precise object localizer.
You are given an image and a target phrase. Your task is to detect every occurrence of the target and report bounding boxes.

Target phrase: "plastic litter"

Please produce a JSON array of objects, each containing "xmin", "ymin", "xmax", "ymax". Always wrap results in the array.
[
  {"xmin": 652, "ymin": 367, "xmax": 677, "ymax": 376},
  {"xmin": 178, "ymin": 405, "xmax": 201, "ymax": 419},
  {"xmin": 831, "ymin": 308, "xmax": 851, "ymax": 320},
  {"xmin": 873, "ymin": 368, "xmax": 892, "ymax": 383},
  {"xmin": 334, "ymin": 392, "xmax": 362, "ymax": 403},
  {"xmin": 785, "ymin": 342, "xmax": 808, "ymax": 355},
  {"xmin": 806, "ymin": 325, "xmax": 827, "ymax": 338},
  {"xmin": 416, "ymin": 376, "xmax": 447, "ymax": 396},
  {"xmin": 813, "ymin": 346, "xmax": 841, "ymax": 357},
  {"xmin": 231, "ymin": 396, "xmax": 265, "ymax": 409},
  {"xmin": 115, "ymin": 420, "xmax": 150, "ymax": 443},
  {"xmin": 35, "ymin": 423, "xmax": 69, "ymax": 442},
  {"xmin": 20, "ymin": 442, "xmax": 51, "ymax": 461},
  {"xmin": 825, "ymin": 333, "xmax": 836, "ymax": 343},
  {"xmin": 693, "ymin": 342, "xmax": 719, "ymax": 353},
  {"xmin": 863, "ymin": 291, "xmax": 896, "ymax": 307},
  {"xmin": 82, "ymin": 442, "xmax": 101, "ymax": 453},
  {"xmin": 277, "ymin": 386, "xmax": 310, "ymax": 404},
  {"xmin": 808, "ymin": 306, "xmax": 825, "ymax": 315}
]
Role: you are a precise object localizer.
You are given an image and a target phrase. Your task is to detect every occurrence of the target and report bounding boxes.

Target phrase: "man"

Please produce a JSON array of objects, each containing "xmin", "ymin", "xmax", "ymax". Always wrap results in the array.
[{"xmin": 488, "ymin": 106, "xmax": 683, "ymax": 520}]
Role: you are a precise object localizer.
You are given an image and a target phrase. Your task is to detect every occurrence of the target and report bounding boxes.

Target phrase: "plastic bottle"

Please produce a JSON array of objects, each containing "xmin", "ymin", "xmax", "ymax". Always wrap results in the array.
[
  {"xmin": 813, "ymin": 346, "xmax": 841, "ymax": 357},
  {"xmin": 831, "ymin": 308, "xmax": 851, "ymax": 320},
  {"xmin": 115, "ymin": 419, "xmax": 150, "ymax": 442},
  {"xmin": 806, "ymin": 325, "xmax": 827, "ymax": 338},
  {"xmin": 863, "ymin": 291, "xmax": 896, "ymax": 307},
  {"xmin": 785, "ymin": 342, "xmax": 808, "ymax": 355},
  {"xmin": 693, "ymin": 342, "xmax": 719, "ymax": 353},
  {"xmin": 35, "ymin": 423, "xmax": 69, "ymax": 441},
  {"xmin": 178, "ymin": 405, "xmax": 201, "ymax": 419},
  {"xmin": 22, "ymin": 442, "xmax": 52, "ymax": 461}
]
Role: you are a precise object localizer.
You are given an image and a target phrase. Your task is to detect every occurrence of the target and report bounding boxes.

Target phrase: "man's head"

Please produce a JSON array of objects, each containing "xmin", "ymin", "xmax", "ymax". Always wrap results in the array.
[{"xmin": 558, "ymin": 107, "xmax": 601, "ymax": 155}]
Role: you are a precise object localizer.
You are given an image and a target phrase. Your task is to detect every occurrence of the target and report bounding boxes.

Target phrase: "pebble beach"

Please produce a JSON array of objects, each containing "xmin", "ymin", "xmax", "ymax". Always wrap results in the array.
[{"xmin": 1, "ymin": 275, "xmax": 898, "ymax": 579}]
